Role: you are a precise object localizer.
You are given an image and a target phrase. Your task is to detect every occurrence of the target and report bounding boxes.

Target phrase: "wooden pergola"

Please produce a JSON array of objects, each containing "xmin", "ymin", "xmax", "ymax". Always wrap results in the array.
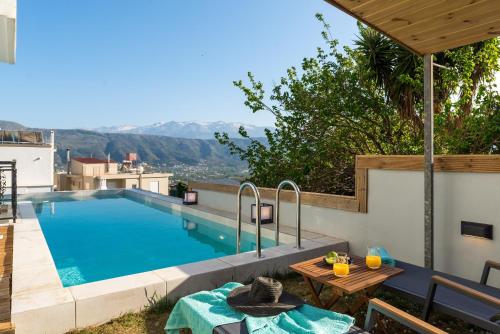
[{"xmin": 325, "ymin": 0, "xmax": 500, "ymax": 269}]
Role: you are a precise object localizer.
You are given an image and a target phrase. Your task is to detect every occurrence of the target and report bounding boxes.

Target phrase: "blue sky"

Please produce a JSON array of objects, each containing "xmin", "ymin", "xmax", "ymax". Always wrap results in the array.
[{"xmin": 0, "ymin": 0, "xmax": 359, "ymax": 129}]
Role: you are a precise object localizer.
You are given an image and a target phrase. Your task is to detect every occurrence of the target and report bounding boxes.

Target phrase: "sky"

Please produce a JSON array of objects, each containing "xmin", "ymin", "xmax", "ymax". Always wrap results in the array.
[{"xmin": 0, "ymin": 0, "xmax": 360, "ymax": 129}]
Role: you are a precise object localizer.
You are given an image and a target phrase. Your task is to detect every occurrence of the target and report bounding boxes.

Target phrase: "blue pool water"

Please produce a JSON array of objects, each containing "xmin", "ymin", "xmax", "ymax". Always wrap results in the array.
[{"xmin": 35, "ymin": 195, "xmax": 274, "ymax": 287}]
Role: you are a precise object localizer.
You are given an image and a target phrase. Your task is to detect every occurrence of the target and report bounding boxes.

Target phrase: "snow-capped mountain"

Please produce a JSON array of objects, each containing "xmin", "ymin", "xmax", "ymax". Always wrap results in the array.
[{"xmin": 93, "ymin": 121, "xmax": 271, "ymax": 139}]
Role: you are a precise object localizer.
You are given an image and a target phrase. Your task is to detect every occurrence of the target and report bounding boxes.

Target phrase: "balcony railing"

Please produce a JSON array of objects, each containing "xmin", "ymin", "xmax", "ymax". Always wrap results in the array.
[{"xmin": 0, "ymin": 130, "xmax": 45, "ymax": 145}]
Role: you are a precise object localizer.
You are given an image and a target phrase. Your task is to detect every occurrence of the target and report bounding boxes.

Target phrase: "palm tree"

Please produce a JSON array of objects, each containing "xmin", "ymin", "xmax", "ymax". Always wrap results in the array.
[{"xmin": 354, "ymin": 25, "xmax": 497, "ymax": 130}]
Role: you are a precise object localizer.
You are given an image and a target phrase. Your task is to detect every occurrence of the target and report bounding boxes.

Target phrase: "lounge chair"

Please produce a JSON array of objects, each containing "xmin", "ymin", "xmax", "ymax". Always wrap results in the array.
[
  {"xmin": 383, "ymin": 259, "xmax": 500, "ymax": 333},
  {"xmin": 214, "ymin": 298, "xmax": 446, "ymax": 334}
]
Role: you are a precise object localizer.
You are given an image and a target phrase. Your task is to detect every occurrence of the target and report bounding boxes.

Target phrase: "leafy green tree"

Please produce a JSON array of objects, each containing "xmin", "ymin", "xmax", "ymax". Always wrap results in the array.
[
  {"xmin": 355, "ymin": 22, "xmax": 500, "ymax": 152},
  {"xmin": 216, "ymin": 15, "xmax": 500, "ymax": 194}
]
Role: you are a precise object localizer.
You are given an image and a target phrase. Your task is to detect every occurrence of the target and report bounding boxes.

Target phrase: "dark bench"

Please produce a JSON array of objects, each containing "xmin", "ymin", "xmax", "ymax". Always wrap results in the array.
[{"xmin": 383, "ymin": 260, "xmax": 500, "ymax": 333}]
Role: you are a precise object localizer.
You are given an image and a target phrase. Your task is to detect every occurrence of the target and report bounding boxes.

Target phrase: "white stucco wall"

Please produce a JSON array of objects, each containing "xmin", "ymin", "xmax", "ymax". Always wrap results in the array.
[
  {"xmin": 0, "ymin": 0, "xmax": 16, "ymax": 64},
  {"xmin": 193, "ymin": 169, "xmax": 500, "ymax": 288},
  {"xmin": 0, "ymin": 145, "xmax": 55, "ymax": 194}
]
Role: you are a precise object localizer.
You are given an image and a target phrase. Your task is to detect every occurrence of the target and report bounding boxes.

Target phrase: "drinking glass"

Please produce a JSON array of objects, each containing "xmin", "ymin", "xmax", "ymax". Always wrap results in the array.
[
  {"xmin": 366, "ymin": 247, "xmax": 382, "ymax": 269},
  {"xmin": 333, "ymin": 252, "xmax": 350, "ymax": 277}
]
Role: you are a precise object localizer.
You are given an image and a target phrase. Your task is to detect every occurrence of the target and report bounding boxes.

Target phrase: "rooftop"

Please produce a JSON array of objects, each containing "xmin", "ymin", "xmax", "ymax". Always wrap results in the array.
[{"xmin": 72, "ymin": 157, "xmax": 117, "ymax": 164}]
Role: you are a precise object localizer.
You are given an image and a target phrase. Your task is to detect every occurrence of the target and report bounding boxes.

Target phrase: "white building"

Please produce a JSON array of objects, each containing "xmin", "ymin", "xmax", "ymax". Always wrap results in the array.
[
  {"xmin": 0, "ymin": 0, "xmax": 16, "ymax": 64},
  {"xmin": 0, "ymin": 130, "xmax": 55, "ymax": 194}
]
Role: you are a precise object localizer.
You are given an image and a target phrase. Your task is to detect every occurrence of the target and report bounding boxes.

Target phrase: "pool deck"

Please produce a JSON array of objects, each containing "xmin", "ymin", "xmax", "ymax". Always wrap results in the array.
[{"xmin": 11, "ymin": 190, "xmax": 348, "ymax": 334}]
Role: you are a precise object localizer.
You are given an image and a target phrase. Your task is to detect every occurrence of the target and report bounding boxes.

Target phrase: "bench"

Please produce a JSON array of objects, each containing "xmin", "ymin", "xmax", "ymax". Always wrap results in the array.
[{"xmin": 383, "ymin": 260, "xmax": 500, "ymax": 333}]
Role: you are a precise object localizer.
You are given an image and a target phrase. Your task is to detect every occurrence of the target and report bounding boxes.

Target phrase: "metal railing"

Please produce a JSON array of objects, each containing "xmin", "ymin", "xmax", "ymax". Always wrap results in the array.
[
  {"xmin": 0, "ymin": 130, "xmax": 45, "ymax": 145},
  {"xmin": 0, "ymin": 160, "xmax": 17, "ymax": 223},
  {"xmin": 236, "ymin": 182, "xmax": 263, "ymax": 258},
  {"xmin": 275, "ymin": 180, "xmax": 301, "ymax": 249}
]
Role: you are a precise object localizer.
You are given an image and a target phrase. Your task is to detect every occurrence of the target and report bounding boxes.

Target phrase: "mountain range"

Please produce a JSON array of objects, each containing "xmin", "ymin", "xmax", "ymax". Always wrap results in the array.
[
  {"xmin": 93, "ymin": 121, "xmax": 271, "ymax": 139},
  {"xmin": 0, "ymin": 120, "xmax": 251, "ymax": 168}
]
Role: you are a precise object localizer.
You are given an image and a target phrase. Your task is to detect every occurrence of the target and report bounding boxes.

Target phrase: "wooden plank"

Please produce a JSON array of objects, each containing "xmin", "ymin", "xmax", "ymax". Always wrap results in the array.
[
  {"xmin": 0, "ymin": 266, "xmax": 12, "ymax": 277},
  {"xmin": 336, "ymin": 0, "xmax": 409, "ymax": 19},
  {"xmin": 324, "ymin": 0, "xmax": 500, "ymax": 55},
  {"xmin": 356, "ymin": 155, "xmax": 500, "ymax": 173},
  {"xmin": 0, "ymin": 302, "xmax": 10, "ymax": 321},
  {"xmin": 0, "ymin": 321, "xmax": 13, "ymax": 331},
  {"xmin": 0, "ymin": 225, "xmax": 12, "ymax": 327},
  {"xmin": 355, "ymin": 165, "xmax": 368, "ymax": 213},
  {"xmin": 190, "ymin": 182, "xmax": 361, "ymax": 212},
  {"xmin": 410, "ymin": 18, "xmax": 500, "ymax": 54},
  {"xmin": 378, "ymin": 0, "xmax": 491, "ymax": 33},
  {"xmin": 369, "ymin": 299, "xmax": 448, "ymax": 334},
  {"xmin": 368, "ymin": 0, "xmax": 451, "ymax": 25},
  {"xmin": 389, "ymin": 0, "xmax": 496, "ymax": 36},
  {"xmin": 192, "ymin": 155, "xmax": 499, "ymax": 216},
  {"xmin": 324, "ymin": 0, "xmax": 422, "ymax": 55},
  {"xmin": 357, "ymin": 155, "xmax": 424, "ymax": 170}
]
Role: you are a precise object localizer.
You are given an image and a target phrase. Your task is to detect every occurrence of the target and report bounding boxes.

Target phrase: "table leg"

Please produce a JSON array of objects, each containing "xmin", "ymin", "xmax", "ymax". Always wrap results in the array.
[
  {"xmin": 302, "ymin": 275, "xmax": 323, "ymax": 307},
  {"xmin": 302, "ymin": 275, "xmax": 342, "ymax": 310},
  {"xmin": 325, "ymin": 294, "xmax": 341, "ymax": 309},
  {"xmin": 348, "ymin": 284, "xmax": 381, "ymax": 315},
  {"xmin": 313, "ymin": 281, "xmax": 324, "ymax": 295}
]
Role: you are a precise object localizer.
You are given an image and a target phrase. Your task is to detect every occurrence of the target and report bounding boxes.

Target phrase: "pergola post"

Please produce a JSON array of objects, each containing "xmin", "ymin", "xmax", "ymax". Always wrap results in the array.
[{"xmin": 423, "ymin": 54, "xmax": 434, "ymax": 269}]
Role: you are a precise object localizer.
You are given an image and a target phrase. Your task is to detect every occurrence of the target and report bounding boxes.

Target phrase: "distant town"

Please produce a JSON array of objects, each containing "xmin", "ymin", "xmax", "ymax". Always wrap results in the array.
[{"xmin": 1, "ymin": 121, "xmax": 254, "ymax": 198}]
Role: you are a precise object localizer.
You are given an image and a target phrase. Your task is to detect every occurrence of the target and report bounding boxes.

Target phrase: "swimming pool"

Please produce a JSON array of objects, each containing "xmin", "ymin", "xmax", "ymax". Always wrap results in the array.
[{"xmin": 34, "ymin": 194, "xmax": 274, "ymax": 287}]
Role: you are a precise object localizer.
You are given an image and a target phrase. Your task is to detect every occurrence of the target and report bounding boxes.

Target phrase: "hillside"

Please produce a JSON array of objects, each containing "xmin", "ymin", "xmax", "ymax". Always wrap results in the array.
[
  {"xmin": 0, "ymin": 120, "xmax": 248, "ymax": 169},
  {"xmin": 0, "ymin": 120, "xmax": 26, "ymax": 130},
  {"xmin": 48, "ymin": 129, "xmax": 247, "ymax": 168}
]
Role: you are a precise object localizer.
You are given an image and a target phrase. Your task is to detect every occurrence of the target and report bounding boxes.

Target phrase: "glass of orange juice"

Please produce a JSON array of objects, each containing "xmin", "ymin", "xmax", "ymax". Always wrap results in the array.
[
  {"xmin": 366, "ymin": 247, "xmax": 382, "ymax": 269},
  {"xmin": 333, "ymin": 252, "xmax": 350, "ymax": 277}
]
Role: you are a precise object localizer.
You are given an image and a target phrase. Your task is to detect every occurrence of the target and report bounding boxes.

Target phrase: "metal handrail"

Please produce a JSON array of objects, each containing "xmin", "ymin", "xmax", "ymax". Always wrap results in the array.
[
  {"xmin": 0, "ymin": 160, "xmax": 17, "ymax": 223},
  {"xmin": 275, "ymin": 180, "xmax": 301, "ymax": 249},
  {"xmin": 236, "ymin": 182, "xmax": 263, "ymax": 258}
]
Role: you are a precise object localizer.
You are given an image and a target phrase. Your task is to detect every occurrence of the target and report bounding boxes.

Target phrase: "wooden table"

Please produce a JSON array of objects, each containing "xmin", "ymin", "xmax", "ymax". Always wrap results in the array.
[{"xmin": 290, "ymin": 255, "xmax": 403, "ymax": 315}]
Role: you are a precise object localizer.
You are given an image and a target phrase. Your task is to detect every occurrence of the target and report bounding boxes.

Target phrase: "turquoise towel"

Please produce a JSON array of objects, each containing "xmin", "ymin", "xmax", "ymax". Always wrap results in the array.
[
  {"xmin": 246, "ymin": 304, "xmax": 355, "ymax": 334},
  {"xmin": 165, "ymin": 282, "xmax": 355, "ymax": 334},
  {"xmin": 165, "ymin": 282, "xmax": 246, "ymax": 334}
]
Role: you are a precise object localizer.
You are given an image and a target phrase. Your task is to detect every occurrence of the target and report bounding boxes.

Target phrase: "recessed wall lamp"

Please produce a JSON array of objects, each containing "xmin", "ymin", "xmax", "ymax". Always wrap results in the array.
[
  {"xmin": 251, "ymin": 203, "xmax": 274, "ymax": 224},
  {"xmin": 461, "ymin": 221, "xmax": 493, "ymax": 240}
]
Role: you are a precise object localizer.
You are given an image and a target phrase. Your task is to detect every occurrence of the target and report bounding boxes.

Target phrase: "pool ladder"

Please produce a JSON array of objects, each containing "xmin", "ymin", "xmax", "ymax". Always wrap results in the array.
[
  {"xmin": 275, "ymin": 180, "xmax": 302, "ymax": 249},
  {"xmin": 236, "ymin": 182, "xmax": 263, "ymax": 258},
  {"xmin": 236, "ymin": 180, "xmax": 302, "ymax": 259}
]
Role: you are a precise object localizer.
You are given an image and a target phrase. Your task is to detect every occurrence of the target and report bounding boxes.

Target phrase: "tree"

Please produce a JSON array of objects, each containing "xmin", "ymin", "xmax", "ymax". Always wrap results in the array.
[
  {"xmin": 216, "ymin": 15, "xmax": 500, "ymax": 194},
  {"xmin": 355, "ymin": 24, "xmax": 500, "ymax": 125}
]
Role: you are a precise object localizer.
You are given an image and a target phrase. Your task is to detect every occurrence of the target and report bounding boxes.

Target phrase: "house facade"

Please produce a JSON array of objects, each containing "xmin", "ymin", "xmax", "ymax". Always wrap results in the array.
[
  {"xmin": 0, "ymin": 130, "xmax": 55, "ymax": 194},
  {"xmin": 57, "ymin": 156, "xmax": 172, "ymax": 195}
]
